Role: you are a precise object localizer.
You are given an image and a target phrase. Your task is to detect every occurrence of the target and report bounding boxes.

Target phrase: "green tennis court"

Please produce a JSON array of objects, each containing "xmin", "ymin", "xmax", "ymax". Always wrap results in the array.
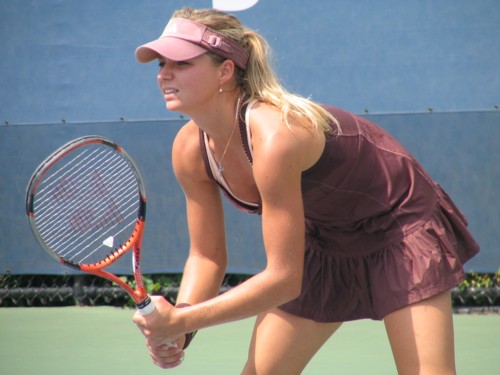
[{"xmin": 0, "ymin": 307, "xmax": 498, "ymax": 374}]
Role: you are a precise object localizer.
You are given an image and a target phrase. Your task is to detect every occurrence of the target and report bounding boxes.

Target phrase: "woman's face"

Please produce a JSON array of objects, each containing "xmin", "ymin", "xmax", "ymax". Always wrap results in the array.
[{"xmin": 156, "ymin": 54, "xmax": 221, "ymax": 115}]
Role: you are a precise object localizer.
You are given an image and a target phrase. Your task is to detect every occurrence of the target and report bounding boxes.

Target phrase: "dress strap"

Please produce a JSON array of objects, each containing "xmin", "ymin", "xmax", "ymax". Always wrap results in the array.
[
  {"xmin": 198, "ymin": 106, "xmax": 261, "ymax": 214},
  {"xmin": 239, "ymin": 99, "xmax": 259, "ymax": 165}
]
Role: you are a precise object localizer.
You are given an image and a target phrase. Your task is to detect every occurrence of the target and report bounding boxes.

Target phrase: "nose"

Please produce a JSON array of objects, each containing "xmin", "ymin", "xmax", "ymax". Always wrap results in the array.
[{"xmin": 157, "ymin": 63, "xmax": 173, "ymax": 81}]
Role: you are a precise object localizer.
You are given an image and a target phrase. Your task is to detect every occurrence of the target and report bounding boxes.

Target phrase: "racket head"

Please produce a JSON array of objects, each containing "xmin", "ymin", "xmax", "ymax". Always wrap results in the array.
[{"xmin": 25, "ymin": 135, "xmax": 152, "ymax": 310}]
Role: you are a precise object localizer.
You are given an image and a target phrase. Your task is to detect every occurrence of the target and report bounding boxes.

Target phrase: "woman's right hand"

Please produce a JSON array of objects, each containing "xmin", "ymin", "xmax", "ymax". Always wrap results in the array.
[{"xmin": 146, "ymin": 341, "xmax": 185, "ymax": 369}]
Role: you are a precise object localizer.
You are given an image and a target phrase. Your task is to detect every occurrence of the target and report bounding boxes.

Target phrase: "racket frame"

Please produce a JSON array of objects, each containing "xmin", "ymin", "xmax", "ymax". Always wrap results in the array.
[{"xmin": 26, "ymin": 135, "xmax": 155, "ymax": 314}]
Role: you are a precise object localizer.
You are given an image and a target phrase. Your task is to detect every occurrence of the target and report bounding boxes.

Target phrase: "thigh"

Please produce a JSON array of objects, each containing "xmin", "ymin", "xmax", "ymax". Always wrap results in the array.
[
  {"xmin": 241, "ymin": 308, "xmax": 341, "ymax": 375},
  {"xmin": 384, "ymin": 291, "xmax": 456, "ymax": 375}
]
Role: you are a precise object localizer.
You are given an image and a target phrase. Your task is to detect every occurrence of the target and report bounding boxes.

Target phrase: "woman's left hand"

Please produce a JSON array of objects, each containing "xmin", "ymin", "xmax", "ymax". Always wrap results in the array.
[{"xmin": 133, "ymin": 295, "xmax": 186, "ymax": 368}]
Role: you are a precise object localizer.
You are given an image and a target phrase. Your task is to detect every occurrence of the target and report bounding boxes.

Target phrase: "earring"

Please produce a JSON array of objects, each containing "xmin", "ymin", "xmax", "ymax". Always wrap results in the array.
[{"xmin": 219, "ymin": 88, "xmax": 223, "ymax": 93}]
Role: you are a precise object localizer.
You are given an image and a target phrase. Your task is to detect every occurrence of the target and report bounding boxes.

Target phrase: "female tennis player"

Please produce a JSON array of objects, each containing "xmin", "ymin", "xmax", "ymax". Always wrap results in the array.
[{"xmin": 132, "ymin": 7, "xmax": 479, "ymax": 374}]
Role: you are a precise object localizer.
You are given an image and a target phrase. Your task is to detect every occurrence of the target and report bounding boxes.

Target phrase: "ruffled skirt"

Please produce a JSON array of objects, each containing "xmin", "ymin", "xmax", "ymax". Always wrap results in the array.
[{"xmin": 279, "ymin": 188, "xmax": 480, "ymax": 322}]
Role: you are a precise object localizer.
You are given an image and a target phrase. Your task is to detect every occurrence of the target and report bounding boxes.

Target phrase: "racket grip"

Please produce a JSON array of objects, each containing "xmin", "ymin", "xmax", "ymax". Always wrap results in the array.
[
  {"xmin": 137, "ymin": 298, "xmax": 178, "ymax": 349},
  {"xmin": 137, "ymin": 295, "xmax": 156, "ymax": 315}
]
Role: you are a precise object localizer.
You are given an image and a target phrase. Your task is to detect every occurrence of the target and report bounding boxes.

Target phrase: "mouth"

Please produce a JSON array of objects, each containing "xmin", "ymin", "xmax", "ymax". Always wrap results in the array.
[{"xmin": 163, "ymin": 88, "xmax": 179, "ymax": 95}]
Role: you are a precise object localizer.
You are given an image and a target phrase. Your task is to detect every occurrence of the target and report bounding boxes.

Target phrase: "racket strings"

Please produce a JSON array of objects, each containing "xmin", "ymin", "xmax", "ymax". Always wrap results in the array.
[
  {"xmin": 36, "ymin": 149, "xmax": 128, "ymax": 233},
  {"xmin": 32, "ymin": 143, "xmax": 142, "ymax": 265},
  {"xmin": 40, "ymin": 173, "xmax": 138, "ymax": 262},
  {"xmin": 36, "ymin": 148, "xmax": 121, "ymax": 213},
  {"xmin": 37, "ymin": 156, "xmax": 135, "ymax": 234},
  {"xmin": 37, "ymin": 147, "xmax": 108, "ymax": 203}
]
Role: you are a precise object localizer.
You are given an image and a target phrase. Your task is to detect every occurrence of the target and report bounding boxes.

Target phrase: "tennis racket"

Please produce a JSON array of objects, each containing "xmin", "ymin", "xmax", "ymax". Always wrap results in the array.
[{"xmin": 25, "ymin": 135, "xmax": 155, "ymax": 315}]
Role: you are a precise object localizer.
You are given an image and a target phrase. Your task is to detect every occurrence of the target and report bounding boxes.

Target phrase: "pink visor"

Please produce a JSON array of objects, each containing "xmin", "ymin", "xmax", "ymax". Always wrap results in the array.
[{"xmin": 135, "ymin": 18, "xmax": 249, "ymax": 70}]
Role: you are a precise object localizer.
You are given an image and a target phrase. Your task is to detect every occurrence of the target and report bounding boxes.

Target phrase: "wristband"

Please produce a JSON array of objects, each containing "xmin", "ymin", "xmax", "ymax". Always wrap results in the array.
[{"xmin": 175, "ymin": 303, "xmax": 198, "ymax": 350}]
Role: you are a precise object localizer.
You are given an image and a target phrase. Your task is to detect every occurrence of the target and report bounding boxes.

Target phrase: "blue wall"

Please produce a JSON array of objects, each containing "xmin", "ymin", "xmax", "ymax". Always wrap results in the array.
[{"xmin": 1, "ymin": 0, "xmax": 498, "ymax": 273}]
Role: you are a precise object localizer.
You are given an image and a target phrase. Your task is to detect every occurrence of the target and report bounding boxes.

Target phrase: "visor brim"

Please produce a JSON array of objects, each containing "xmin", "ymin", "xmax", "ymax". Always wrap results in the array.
[{"xmin": 135, "ymin": 37, "xmax": 208, "ymax": 63}]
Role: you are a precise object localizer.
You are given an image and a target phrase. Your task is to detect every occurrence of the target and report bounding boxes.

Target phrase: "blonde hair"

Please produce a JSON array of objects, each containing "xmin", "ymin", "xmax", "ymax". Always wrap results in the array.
[{"xmin": 172, "ymin": 7, "xmax": 340, "ymax": 134}]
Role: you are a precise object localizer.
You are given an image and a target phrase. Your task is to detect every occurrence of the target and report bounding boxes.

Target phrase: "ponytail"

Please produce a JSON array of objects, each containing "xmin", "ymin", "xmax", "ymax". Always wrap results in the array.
[
  {"xmin": 173, "ymin": 7, "xmax": 340, "ymax": 134},
  {"xmin": 242, "ymin": 29, "xmax": 340, "ymax": 134}
]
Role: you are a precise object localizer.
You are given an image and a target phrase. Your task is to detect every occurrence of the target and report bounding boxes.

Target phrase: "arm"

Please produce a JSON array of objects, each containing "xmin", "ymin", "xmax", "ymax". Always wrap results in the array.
[
  {"xmin": 172, "ymin": 122, "xmax": 228, "ymax": 305},
  {"xmin": 175, "ymin": 104, "xmax": 323, "ymax": 328},
  {"xmin": 133, "ymin": 121, "xmax": 227, "ymax": 356},
  {"xmin": 136, "ymin": 106, "xmax": 324, "ymax": 343}
]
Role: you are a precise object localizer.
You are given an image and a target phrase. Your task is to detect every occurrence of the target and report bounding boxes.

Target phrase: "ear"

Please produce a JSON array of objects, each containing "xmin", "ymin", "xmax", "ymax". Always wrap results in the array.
[{"xmin": 219, "ymin": 59, "xmax": 236, "ymax": 86}]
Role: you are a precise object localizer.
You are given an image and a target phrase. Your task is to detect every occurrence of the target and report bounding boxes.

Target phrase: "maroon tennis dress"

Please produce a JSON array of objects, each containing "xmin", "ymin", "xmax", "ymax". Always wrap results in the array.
[{"xmin": 199, "ymin": 101, "xmax": 480, "ymax": 322}]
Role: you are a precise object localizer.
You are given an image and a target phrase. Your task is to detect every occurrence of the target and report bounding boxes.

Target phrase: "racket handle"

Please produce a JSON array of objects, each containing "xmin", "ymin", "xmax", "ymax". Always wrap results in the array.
[
  {"xmin": 137, "ymin": 296, "xmax": 156, "ymax": 315},
  {"xmin": 137, "ymin": 298, "xmax": 178, "ymax": 349}
]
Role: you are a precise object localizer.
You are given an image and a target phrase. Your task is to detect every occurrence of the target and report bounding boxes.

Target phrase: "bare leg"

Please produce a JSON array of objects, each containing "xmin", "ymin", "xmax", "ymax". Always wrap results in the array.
[
  {"xmin": 384, "ymin": 291, "xmax": 456, "ymax": 375},
  {"xmin": 241, "ymin": 308, "xmax": 341, "ymax": 375}
]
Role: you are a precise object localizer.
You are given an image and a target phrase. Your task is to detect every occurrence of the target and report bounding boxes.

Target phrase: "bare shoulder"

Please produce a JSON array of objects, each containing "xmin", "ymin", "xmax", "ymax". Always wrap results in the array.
[
  {"xmin": 172, "ymin": 120, "xmax": 209, "ymax": 185},
  {"xmin": 173, "ymin": 120, "xmax": 199, "ymax": 150},
  {"xmin": 248, "ymin": 102, "xmax": 325, "ymax": 174}
]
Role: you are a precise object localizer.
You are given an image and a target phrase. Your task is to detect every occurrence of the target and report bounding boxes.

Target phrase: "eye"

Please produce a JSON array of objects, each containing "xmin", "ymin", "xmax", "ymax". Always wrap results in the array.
[
  {"xmin": 157, "ymin": 58, "xmax": 166, "ymax": 68},
  {"xmin": 157, "ymin": 59, "xmax": 192, "ymax": 70}
]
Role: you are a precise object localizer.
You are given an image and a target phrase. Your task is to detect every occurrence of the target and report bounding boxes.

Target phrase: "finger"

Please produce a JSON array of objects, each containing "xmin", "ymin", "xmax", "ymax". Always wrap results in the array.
[
  {"xmin": 145, "ymin": 332, "xmax": 179, "ymax": 347},
  {"xmin": 132, "ymin": 312, "xmax": 147, "ymax": 332},
  {"xmin": 152, "ymin": 356, "xmax": 184, "ymax": 369},
  {"xmin": 147, "ymin": 342, "xmax": 181, "ymax": 356},
  {"xmin": 148, "ymin": 342, "xmax": 179, "ymax": 353},
  {"xmin": 132, "ymin": 310, "xmax": 144, "ymax": 324},
  {"xmin": 149, "ymin": 345, "xmax": 185, "ymax": 369}
]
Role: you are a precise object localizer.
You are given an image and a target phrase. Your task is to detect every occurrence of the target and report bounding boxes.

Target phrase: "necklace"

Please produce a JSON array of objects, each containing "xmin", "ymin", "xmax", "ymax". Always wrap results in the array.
[{"xmin": 216, "ymin": 96, "xmax": 242, "ymax": 176}]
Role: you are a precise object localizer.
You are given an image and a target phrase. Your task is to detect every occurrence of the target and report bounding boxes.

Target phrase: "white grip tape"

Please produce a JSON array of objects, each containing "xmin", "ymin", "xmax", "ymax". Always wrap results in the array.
[{"xmin": 138, "ymin": 299, "xmax": 156, "ymax": 315}]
